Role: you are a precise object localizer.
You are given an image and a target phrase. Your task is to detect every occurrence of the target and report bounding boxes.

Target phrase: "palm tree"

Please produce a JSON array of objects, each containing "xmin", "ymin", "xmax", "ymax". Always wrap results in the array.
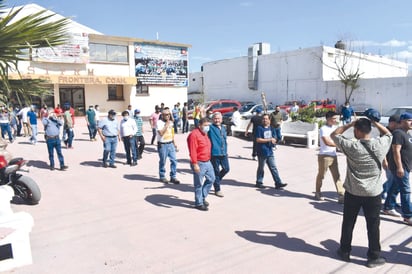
[{"xmin": 0, "ymin": 0, "xmax": 70, "ymax": 105}]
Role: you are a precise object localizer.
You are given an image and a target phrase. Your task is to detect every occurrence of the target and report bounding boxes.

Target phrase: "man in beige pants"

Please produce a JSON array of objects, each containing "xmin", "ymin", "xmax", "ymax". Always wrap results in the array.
[{"xmin": 315, "ymin": 111, "xmax": 344, "ymax": 203}]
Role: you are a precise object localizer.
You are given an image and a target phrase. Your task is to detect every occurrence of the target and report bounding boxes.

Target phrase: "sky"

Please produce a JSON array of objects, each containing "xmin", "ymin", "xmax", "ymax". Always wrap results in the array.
[{"xmin": 6, "ymin": 0, "xmax": 412, "ymax": 73}]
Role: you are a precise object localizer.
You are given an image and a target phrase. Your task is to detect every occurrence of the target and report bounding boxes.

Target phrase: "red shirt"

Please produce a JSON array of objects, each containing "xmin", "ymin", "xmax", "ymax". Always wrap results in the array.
[{"xmin": 187, "ymin": 128, "xmax": 211, "ymax": 164}]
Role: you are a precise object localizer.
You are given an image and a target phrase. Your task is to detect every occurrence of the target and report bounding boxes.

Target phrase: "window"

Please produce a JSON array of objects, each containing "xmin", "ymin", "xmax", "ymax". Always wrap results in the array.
[
  {"xmin": 136, "ymin": 84, "xmax": 148, "ymax": 95},
  {"xmin": 89, "ymin": 43, "xmax": 128, "ymax": 63},
  {"xmin": 108, "ymin": 85, "xmax": 124, "ymax": 100}
]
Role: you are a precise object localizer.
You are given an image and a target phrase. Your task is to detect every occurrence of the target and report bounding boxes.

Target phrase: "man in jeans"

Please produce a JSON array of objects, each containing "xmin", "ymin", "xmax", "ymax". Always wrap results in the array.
[
  {"xmin": 208, "ymin": 112, "xmax": 229, "ymax": 198},
  {"xmin": 383, "ymin": 112, "xmax": 412, "ymax": 225},
  {"xmin": 97, "ymin": 110, "xmax": 120, "ymax": 168},
  {"xmin": 187, "ymin": 117, "xmax": 215, "ymax": 211},
  {"xmin": 255, "ymin": 114, "xmax": 287, "ymax": 190},
  {"xmin": 42, "ymin": 111, "xmax": 68, "ymax": 171},
  {"xmin": 156, "ymin": 109, "xmax": 180, "ymax": 184},
  {"xmin": 331, "ymin": 117, "xmax": 391, "ymax": 268}
]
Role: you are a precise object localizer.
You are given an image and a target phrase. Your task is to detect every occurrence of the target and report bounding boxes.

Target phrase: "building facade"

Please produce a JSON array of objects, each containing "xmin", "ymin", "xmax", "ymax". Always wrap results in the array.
[
  {"xmin": 6, "ymin": 4, "xmax": 190, "ymax": 116},
  {"xmin": 189, "ymin": 43, "xmax": 410, "ymax": 114}
]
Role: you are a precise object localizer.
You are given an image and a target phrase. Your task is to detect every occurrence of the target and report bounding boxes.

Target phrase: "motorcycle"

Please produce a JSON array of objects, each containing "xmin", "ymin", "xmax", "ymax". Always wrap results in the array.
[{"xmin": 0, "ymin": 138, "xmax": 41, "ymax": 205}]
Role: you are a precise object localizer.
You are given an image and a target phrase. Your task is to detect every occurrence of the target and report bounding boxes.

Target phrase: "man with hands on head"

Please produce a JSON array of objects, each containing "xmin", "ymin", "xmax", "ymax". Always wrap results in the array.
[{"xmin": 331, "ymin": 111, "xmax": 392, "ymax": 268}]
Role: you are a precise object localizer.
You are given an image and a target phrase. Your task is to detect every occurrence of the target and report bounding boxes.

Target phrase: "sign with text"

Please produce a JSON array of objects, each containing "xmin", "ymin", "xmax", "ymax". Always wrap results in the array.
[
  {"xmin": 32, "ymin": 33, "xmax": 90, "ymax": 64},
  {"xmin": 134, "ymin": 43, "xmax": 188, "ymax": 86}
]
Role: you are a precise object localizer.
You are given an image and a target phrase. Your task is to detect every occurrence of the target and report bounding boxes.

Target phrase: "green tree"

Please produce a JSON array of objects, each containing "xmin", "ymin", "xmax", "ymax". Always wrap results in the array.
[{"xmin": 0, "ymin": 0, "xmax": 70, "ymax": 105}]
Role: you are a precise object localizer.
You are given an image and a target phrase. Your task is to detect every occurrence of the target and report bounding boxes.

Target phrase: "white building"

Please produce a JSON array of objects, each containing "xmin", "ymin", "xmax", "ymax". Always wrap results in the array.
[
  {"xmin": 5, "ymin": 4, "xmax": 190, "ymax": 116},
  {"xmin": 189, "ymin": 43, "xmax": 410, "ymax": 113}
]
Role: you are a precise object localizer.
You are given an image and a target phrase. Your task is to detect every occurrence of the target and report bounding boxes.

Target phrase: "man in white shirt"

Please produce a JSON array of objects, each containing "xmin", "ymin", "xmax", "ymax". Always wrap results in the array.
[
  {"xmin": 229, "ymin": 106, "xmax": 241, "ymax": 136},
  {"xmin": 17, "ymin": 105, "xmax": 32, "ymax": 137},
  {"xmin": 315, "ymin": 111, "xmax": 344, "ymax": 203}
]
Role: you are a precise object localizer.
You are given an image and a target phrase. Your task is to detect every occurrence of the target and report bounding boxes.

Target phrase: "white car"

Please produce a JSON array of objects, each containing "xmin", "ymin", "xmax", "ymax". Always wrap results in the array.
[
  {"xmin": 231, "ymin": 103, "xmax": 288, "ymax": 136},
  {"xmin": 380, "ymin": 106, "xmax": 412, "ymax": 126}
]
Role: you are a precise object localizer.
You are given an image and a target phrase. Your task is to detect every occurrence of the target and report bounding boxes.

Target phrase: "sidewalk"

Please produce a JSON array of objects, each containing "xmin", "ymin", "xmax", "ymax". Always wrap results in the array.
[{"xmin": 4, "ymin": 119, "xmax": 412, "ymax": 273}]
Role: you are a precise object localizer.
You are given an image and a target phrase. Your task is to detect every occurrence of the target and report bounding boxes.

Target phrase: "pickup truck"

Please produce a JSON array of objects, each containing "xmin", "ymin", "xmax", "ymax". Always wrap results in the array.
[{"xmin": 307, "ymin": 99, "xmax": 336, "ymax": 111}]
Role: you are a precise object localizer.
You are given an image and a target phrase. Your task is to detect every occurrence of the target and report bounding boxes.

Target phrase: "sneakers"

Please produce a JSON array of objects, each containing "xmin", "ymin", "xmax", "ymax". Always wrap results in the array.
[
  {"xmin": 215, "ymin": 191, "xmax": 224, "ymax": 197},
  {"xmin": 109, "ymin": 164, "xmax": 117, "ymax": 168},
  {"xmin": 255, "ymin": 183, "xmax": 265, "ymax": 189},
  {"xmin": 366, "ymin": 257, "xmax": 386, "ymax": 268},
  {"xmin": 159, "ymin": 178, "xmax": 168, "ymax": 183},
  {"xmin": 382, "ymin": 209, "xmax": 401, "ymax": 217},
  {"xmin": 403, "ymin": 217, "xmax": 412, "ymax": 225},
  {"xmin": 170, "ymin": 178, "xmax": 180, "ymax": 184},
  {"xmin": 275, "ymin": 183, "xmax": 287, "ymax": 189},
  {"xmin": 336, "ymin": 248, "xmax": 350, "ymax": 262},
  {"xmin": 315, "ymin": 192, "xmax": 324, "ymax": 201},
  {"xmin": 60, "ymin": 165, "xmax": 68, "ymax": 171},
  {"xmin": 195, "ymin": 204, "xmax": 208, "ymax": 211},
  {"xmin": 203, "ymin": 200, "xmax": 209, "ymax": 207}
]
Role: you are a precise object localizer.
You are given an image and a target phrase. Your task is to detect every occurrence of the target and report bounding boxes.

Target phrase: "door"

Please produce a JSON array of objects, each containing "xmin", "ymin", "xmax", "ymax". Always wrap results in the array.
[{"xmin": 59, "ymin": 87, "xmax": 85, "ymax": 115}]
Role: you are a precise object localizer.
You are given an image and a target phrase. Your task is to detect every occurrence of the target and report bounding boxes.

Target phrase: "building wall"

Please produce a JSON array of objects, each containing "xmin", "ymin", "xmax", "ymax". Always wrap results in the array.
[{"xmin": 194, "ymin": 45, "xmax": 411, "ymax": 112}]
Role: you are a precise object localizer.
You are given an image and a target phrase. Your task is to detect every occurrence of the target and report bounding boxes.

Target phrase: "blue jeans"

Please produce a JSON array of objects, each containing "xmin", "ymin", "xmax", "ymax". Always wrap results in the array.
[
  {"xmin": 122, "ymin": 136, "xmax": 137, "ymax": 164},
  {"xmin": 210, "ymin": 156, "xmax": 230, "ymax": 192},
  {"xmin": 381, "ymin": 169, "xmax": 397, "ymax": 199},
  {"xmin": 87, "ymin": 123, "xmax": 97, "ymax": 139},
  {"xmin": 157, "ymin": 142, "xmax": 177, "ymax": 179},
  {"xmin": 256, "ymin": 155, "xmax": 283, "ymax": 186},
  {"xmin": 103, "ymin": 136, "xmax": 118, "ymax": 165},
  {"xmin": 46, "ymin": 137, "xmax": 65, "ymax": 168},
  {"xmin": 30, "ymin": 124, "xmax": 38, "ymax": 143},
  {"xmin": 191, "ymin": 161, "xmax": 215, "ymax": 206},
  {"xmin": 384, "ymin": 169, "xmax": 412, "ymax": 218},
  {"xmin": 64, "ymin": 128, "xmax": 74, "ymax": 148},
  {"xmin": 0, "ymin": 123, "xmax": 13, "ymax": 141},
  {"xmin": 340, "ymin": 192, "xmax": 382, "ymax": 260},
  {"xmin": 272, "ymin": 126, "xmax": 282, "ymax": 142}
]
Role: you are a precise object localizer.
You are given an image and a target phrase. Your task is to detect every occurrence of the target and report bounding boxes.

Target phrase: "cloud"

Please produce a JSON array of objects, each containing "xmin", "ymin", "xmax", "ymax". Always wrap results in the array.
[
  {"xmin": 352, "ymin": 39, "xmax": 408, "ymax": 48},
  {"xmin": 239, "ymin": 2, "xmax": 253, "ymax": 7}
]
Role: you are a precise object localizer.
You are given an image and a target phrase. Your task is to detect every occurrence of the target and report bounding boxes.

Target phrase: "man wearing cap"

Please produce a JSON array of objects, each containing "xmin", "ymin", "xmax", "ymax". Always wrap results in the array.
[
  {"xmin": 98, "ymin": 110, "xmax": 120, "ymax": 168},
  {"xmin": 383, "ymin": 112, "xmax": 412, "ymax": 226},
  {"xmin": 85, "ymin": 105, "xmax": 97, "ymax": 141},
  {"xmin": 331, "ymin": 116, "xmax": 392, "ymax": 267},
  {"xmin": 245, "ymin": 107, "xmax": 263, "ymax": 160},
  {"xmin": 381, "ymin": 114, "xmax": 400, "ymax": 200},
  {"xmin": 156, "ymin": 108, "xmax": 180, "ymax": 184},
  {"xmin": 133, "ymin": 109, "xmax": 145, "ymax": 160}
]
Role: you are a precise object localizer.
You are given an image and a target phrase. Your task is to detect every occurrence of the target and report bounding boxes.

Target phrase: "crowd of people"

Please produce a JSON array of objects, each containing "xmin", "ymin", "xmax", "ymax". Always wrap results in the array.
[{"xmin": 1, "ymin": 101, "xmax": 411, "ymax": 268}]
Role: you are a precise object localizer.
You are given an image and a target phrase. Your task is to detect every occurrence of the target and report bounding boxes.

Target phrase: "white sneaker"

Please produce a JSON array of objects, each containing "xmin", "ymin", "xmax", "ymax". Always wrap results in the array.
[
  {"xmin": 382, "ymin": 209, "xmax": 401, "ymax": 217},
  {"xmin": 403, "ymin": 217, "xmax": 412, "ymax": 226},
  {"xmin": 315, "ymin": 192, "xmax": 324, "ymax": 201}
]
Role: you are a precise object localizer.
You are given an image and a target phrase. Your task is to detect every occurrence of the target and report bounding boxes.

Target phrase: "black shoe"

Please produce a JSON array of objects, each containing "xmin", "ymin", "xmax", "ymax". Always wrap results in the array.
[
  {"xmin": 170, "ymin": 178, "xmax": 180, "ymax": 184},
  {"xmin": 109, "ymin": 164, "xmax": 117, "ymax": 168},
  {"xmin": 160, "ymin": 178, "xmax": 168, "ymax": 183},
  {"xmin": 337, "ymin": 248, "xmax": 350, "ymax": 262},
  {"xmin": 203, "ymin": 200, "xmax": 209, "ymax": 207},
  {"xmin": 60, "ymin": 165, "xmax": 68, "ymax": 171},
  {"xmin": 195, "ymin": 204, "xmax": 208, "ymax": 211},
  {"xmin": 255, "ymin": 183, "xmax": 265, "ymax": 189},
  {"xmin": 275, "ymin": 183, "xmax": 287, "ymax": 189},
  {"xmin": 131, "ymin": 162, "xmax": 137, "ymax": 166},
  {"xmin": 50, "ymin": 166, "xmax": 55, "ymax": 171},
  {"xmin": 103, "ymin": 163, "xmax": 108, "ymax": 168},
  {"xmin": 366, "ymin": 257, "xmax": 386, "ymax": 268}
]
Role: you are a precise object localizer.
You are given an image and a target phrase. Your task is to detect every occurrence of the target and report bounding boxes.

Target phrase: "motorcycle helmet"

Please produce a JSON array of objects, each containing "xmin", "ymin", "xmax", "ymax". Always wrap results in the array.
[{"xmin": 364, "ymin": 108, "xmax": 381, "ymax": 122}]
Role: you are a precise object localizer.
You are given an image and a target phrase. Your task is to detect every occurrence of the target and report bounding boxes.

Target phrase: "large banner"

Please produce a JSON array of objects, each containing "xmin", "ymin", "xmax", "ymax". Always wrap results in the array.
[
  {"xmin": 134, "ymin": 43, "xmax": 188, "ymax": 86},
  {"xmin": 32, "ymin": 33, "xmax": 90, "ymax": 64}
]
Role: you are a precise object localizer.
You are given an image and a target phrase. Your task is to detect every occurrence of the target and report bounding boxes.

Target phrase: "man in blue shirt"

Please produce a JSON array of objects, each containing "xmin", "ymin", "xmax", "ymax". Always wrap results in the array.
[
  {"xmin": 43, "ymin": 112, "xmax": 68, "ymax": 171},
  {"xmin": 97, "ymin": 110, "xmax": 120, "ymax": 168},
  {"xmin": 255, "ymin": 114, "xmax": 287, "ymax": 189},
  {"xmin": 27, "ymin": 106, "xmax": 38, "ymax": 145}
]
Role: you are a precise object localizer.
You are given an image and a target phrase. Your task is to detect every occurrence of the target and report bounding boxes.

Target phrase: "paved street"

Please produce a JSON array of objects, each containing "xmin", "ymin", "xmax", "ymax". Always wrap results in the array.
[{"xmin": 4, "ymin": 119, "xmax": 412, "ymax": 274}]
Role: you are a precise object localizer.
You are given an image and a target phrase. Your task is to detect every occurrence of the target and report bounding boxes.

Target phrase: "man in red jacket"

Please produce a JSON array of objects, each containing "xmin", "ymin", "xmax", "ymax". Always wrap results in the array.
[{"xmin": 187, "ymin": 117, "xmax": 215, "ymax": 211}]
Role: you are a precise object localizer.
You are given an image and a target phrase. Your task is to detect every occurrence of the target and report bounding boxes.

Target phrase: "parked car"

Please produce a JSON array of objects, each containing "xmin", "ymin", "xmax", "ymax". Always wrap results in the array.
[
  {"xmin": 380, "ymin": 106, "xmax": 412, "ymax": 126},
  {"xmin": 307, "ymin": 99, "xmax": 337, "ymax": 111},
  {"xmin": 231, "ymin": 103, "xmax": 288, "ymax": 137},
  {"xmin": 349, "ymin": 103, "xmax": 374, "ymax": 116},
  {"xmin": 278, "ymin": 100, "xmax": 307, "ymax": 113},
  {"xmin": 187, "ymin": 99, "xmax": 242, "ymax": 120}
]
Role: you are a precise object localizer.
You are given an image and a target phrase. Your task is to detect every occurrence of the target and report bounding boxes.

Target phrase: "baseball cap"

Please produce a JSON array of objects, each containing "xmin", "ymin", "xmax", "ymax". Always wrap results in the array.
[
  {"xmin": 388, "ymin": 114, "xmax": 400, "ymax": 123},
  {"xmin": 108, "ymin": 109, "xmax": 116, "ymax": 115},
  {"xmin": 400, "ymin": 112, "xmax": 412, "ymax": 121},
  {"xmin": 134, "ymin": 109, "xmax": 140, "ymax": 114}
]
